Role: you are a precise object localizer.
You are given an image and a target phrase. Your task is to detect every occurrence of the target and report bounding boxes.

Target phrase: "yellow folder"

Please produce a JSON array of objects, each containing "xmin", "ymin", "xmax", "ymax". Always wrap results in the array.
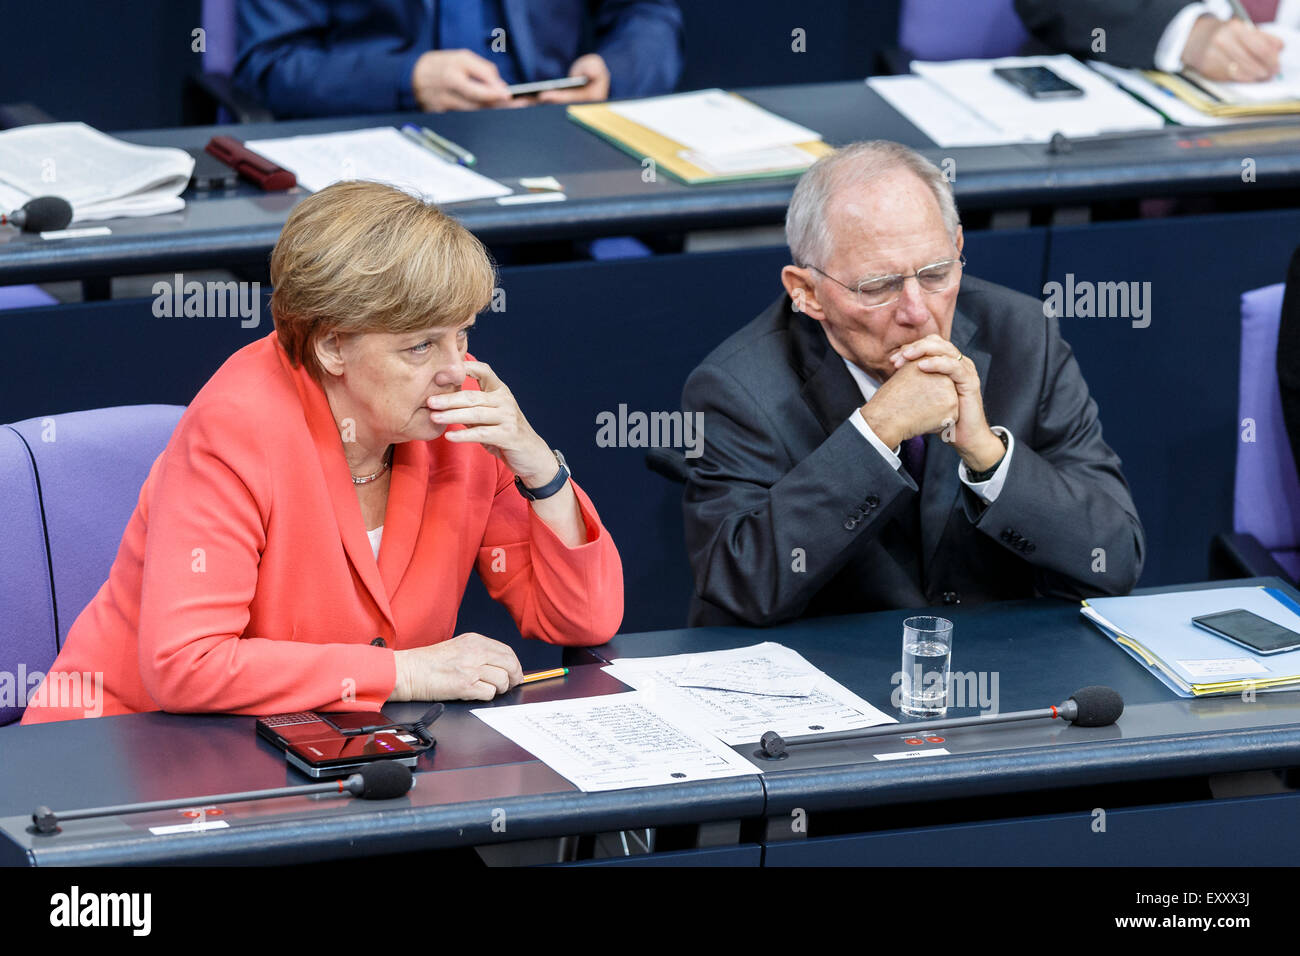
[{"xmin": 567, "ymin": 93, "xmax": 834, "ymax": 185}]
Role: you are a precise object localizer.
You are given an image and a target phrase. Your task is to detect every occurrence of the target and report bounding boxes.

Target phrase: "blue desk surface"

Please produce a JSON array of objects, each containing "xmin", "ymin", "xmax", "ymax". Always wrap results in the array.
[
  {"xmin": 4, "ymin": 83, "xmax": 1300, "ymax": 283},
  {"xmin": 1, "ymin": 578, "xmax": 1297, "ymax": 865}
]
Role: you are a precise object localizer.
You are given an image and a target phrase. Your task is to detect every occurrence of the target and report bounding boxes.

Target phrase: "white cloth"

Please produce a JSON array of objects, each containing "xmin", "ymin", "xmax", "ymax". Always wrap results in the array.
[
  {"xmin": 841, "ymin": 356, "xmax": 1013, "ymax": 504},
  {"xmin": 367, "ymin": 524, "xmax": 384, "ymax": 559}
]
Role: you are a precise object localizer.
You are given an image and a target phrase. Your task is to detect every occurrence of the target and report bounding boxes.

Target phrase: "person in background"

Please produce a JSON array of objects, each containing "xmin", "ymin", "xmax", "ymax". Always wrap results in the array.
[
  {"xmin": 1015, "ymin": 0, "xmax": 1290, "ymax": 82},
  {"xmin": 234, "ymin": 0, "xmax": 683, "ymax": 118}
]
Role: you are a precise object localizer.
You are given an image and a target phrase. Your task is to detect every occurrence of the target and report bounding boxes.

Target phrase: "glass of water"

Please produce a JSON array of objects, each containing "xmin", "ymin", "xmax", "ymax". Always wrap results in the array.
[{"xmin": 900, "ymin": 616, "xmax": 953, "ymax": 718}]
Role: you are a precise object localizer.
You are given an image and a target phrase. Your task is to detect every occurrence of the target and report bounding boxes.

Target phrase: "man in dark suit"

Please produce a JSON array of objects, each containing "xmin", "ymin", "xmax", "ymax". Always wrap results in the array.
[
  {"xmin": 682, "ymin": 141, "xmax": 1144, "ymax": 627},
  {"xmin": 1014, "ymin": 0, "xmax": 1285, "ymax": 81},
  {"xmin": 234, "ymin": 0, "xmax": 683, "ymax": 119}
]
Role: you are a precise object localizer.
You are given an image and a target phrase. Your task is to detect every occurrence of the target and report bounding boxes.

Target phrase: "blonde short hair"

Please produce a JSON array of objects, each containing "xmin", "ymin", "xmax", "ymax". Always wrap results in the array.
[{"xmin": 270, "ymin": 181, "xmax": 496, "ymax": 381}]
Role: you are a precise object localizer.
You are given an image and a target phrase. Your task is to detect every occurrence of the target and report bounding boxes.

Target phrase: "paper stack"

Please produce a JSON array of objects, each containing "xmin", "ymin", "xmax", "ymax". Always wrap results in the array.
[
  {"xmin": 1082, "ymin": 585, "xmax": 1300, "ymax": 697},
  {"xmin": 569, "ymin": 88, "xmax": 833, "ymax": 184},
  {"xmin": 0, "ymin": 122, "xmax": 194, "ymax": 223}
]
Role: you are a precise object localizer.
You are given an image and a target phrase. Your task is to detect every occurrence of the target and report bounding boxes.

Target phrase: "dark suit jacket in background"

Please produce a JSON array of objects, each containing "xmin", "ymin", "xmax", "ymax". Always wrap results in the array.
[
  {"xmin": 682, "ymin": 276, "xmax": 1145, "ymax": 627},
  {"xmin": 1014, "ymin": 0, "xmax": 1192, "ymax": 69},
  {"xmin": 235, "ymin": 0, "xmax": 683, "ymax": 118}
]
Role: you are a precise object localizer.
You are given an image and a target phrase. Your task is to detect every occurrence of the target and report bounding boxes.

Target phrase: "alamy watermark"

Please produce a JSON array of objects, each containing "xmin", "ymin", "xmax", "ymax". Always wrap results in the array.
[
  {"xmin": 152, "ymin": 273, "xmax": 261, "ymax": 328},
  {"xmin": 595, "ymin": 404, "xmax": 704, "ymax": 459},
  {"xmin": 1042, "ymin": 274, "xmax": 1151, "ymax": 329},
  {"xmin": 890, "ymin": 668, "xmax": 1001, "ymax": 713},
  {"xmin": 2, "ymin": 667, "xmax": 103, "ymax": 717}
]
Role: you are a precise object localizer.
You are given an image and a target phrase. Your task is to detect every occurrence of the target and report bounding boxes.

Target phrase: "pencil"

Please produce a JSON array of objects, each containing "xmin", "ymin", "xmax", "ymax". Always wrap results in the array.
[{"xmin": 521, "ymin": 667, "xmax": 569, "ymax": 684}]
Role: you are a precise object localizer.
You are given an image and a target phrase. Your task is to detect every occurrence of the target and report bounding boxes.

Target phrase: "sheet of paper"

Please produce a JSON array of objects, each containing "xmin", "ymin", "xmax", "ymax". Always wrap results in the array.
[
  {"xmin": 678, "ymin": 144, "xmax": 817, "ymax": 174},
  {"xmin": 0, "ymin": 121, "xmax": 193, "ymax": 222},
  {"xmin": 868, "ymin": 75, "xmax": 1007, "ymax": 146},
  {"xmin": 604, "ymin": 643, "xmax": 895, "ymax": 745},
  {"xmin": 907, "ymin": 55, "xmax": 1166, "ymax": 144},
  {"xmin": 1088, "ymin": 61, "xmax": 1245, "ymax": 127},
  {"xmin": 244, "ymin": 127, "xmax": 511, "ymax": 204},
  {"xmin": 675, "ymin": 643, "xmax": 819, "ymax": 697},
  {"xmin": 1176, "ymin": 658, "xmax": 1269, "ymax": 680},
  {"xmin": 472, "ymin": 691, "xmax": 759, "ymax": 792},
  {"xmin": 609, "ymin": 89, "xmax": 820, "ymax": 154}
]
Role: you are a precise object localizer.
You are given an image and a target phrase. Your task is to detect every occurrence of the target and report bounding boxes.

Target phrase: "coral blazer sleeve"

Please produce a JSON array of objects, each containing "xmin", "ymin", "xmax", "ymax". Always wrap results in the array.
[{"xmin": 22, "ymin": 334, "xmax": 623, "ymax": 723}]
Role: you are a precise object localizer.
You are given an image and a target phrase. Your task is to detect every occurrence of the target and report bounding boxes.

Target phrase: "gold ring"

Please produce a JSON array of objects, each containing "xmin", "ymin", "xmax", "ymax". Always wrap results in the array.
[{"xmin": 1228, "ymin": 61, "xmax": 1240, "ymax": 77}]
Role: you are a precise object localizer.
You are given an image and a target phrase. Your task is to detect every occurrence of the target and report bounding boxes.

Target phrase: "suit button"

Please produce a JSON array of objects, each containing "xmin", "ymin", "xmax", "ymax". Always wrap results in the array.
[
  {"xmin": 370, "ymin": 637, "xmax": 386, "ymax": 647},
  {"xmin": 866, "ymin": 495, "xmax": 880, "ymax": 508},
  {"xmin": 1001, "ymin": 528, "xmax": 1013, "ymax": 542},
  {"xmin": 844, "ymin": 517, "xmax": 858, "ymax": 530},
  {"xmin": 943, "ymin": 591, "xmax": 960, "ymax": 605},
  {"xmin": 1026, "ymin": 542, "xmax": 1036, "ymax": 554}
]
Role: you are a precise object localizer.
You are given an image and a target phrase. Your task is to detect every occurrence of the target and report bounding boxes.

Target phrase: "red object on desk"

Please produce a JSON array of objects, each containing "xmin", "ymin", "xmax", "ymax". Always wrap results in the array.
[{"xmin": 205, "ymin": 135, "xmax": 297, "ymax": 191}]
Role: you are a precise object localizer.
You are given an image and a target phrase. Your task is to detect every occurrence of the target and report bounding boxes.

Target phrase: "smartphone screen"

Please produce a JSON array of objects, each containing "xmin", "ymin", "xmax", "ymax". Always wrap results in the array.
[
  {"xmin": 993, "ymin": 66, "xmax": 1085, "ymax": 99},
  {"xmin": 1191, "ymin": 609, "xmax": 1300, "ymax": 654},
  {"xmin": 507, "ymin": 76, "xmax": 589, "ymax": 97},
  {"xmin": 317, "ymin": 710, "xmax": 396, "ymax": 736}
]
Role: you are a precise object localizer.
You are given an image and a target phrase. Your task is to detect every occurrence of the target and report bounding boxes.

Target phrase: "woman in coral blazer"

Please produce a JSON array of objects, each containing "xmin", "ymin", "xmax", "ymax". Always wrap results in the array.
[{"xmin": 22, "ymin": 182, "xmax": 623, "ymax": 724}]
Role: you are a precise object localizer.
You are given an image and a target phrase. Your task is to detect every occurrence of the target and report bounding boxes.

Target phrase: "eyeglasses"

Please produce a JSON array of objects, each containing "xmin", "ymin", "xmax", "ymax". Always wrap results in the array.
[{"xmin": 803, "ymin": 256, "xmax": 966, "ymax": 309}]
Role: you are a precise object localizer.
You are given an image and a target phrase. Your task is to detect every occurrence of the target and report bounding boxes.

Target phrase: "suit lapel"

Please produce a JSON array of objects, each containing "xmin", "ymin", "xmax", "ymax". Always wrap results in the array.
[
  {"xmin": 920, "ymin": 305, "xmax": 992, "ymax": 571},
  {"xmin": 788, "ymin": 299, "xmax": 864, "ymax": 437},
  {"xmin": 500, "ymin": 0, "xmax": 537, "ymax": 81}
]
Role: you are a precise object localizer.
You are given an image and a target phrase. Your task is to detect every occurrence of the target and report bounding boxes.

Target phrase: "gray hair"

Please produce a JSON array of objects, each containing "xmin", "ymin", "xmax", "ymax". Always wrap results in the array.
[{"xmin": 785, "ymin": 141, "xmax": 961, "ymax": 268}]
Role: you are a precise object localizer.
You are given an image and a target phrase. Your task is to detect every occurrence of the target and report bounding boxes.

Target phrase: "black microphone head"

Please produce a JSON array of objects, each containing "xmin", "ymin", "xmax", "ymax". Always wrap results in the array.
[
  {"xmin": 19, "ymin": 196, "xmax": 73, "ymax": 232},
  {"xmin": 1069, "ymin": 686, "xmax": 1124, "ymax": 727},
  {"xmin": 355, "ymin": 760, "xmax": 413, "ymax": 799}
]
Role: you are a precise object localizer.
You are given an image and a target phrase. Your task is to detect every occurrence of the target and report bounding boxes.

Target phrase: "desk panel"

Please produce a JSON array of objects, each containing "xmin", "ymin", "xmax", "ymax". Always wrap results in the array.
[
  {"xmin": 763, "ymin": 791, "xmax": 1300, "ymax": 866},
  {"xmin": 4, "ymin": 83, "xmax": 1300, "ymax": 284}
]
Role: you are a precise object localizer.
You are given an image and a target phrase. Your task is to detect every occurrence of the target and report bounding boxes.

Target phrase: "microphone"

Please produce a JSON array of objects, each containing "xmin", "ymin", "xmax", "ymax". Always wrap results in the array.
[
  {"xmin": 1056, "ymin": 685, "xmax": 1124, "ymax": 727},
  {"xmin": 756, "ymin": 686, "xmax": 1124, "ymax": 759},
  {"xmin": 31, "ymin": 760, "xmax": 414, "ymax": 835},
  {"xmin": 345, "ymin": 760, "xmax": 413, "ymax": 799},
  {"xmin": 1, "ymin": 195, "xmax": 74, "ymax": 233}
]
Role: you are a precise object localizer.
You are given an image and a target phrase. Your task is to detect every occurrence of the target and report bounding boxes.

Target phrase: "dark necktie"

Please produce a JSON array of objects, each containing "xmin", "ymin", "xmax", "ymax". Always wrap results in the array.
[
  {"xmin": 900, "ymin": 435, "xmax": 927, "ymax": 488},
  {"xmin": 1242, "ymin": 0, "xmax": 1280, "ymax": 22}
]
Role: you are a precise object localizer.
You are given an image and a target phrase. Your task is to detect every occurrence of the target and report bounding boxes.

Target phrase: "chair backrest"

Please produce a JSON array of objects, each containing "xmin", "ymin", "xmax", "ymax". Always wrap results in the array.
[
  {"xmin": 202, "ymin": 0, "xmax": 238, "ymax": 75},
  {"xmin": 0, "ymin": 425, "xmax": 58, "ymax": 725},
  {"xmin": 898, "ymin": 0, "xmax": 1031, "ymax": 61},
  {"xmin": 0, "ymin": 405, "xmax": 184, "ymax": 724},
  {"xmin": 1235, "ymin": 284, "xmax": 1300, "ymax": 555},
  {"xmin": 0, "ymin": 285, "xmax": 57, "ymax": 310}
]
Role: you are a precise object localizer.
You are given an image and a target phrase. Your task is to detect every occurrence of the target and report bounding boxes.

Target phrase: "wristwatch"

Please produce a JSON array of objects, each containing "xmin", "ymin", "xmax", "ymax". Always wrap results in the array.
[
  {"xmin": 515, "ymin": 449, "xmax": 570, "ymax": 501},
  {"xmin": 966, "ymin": 430, "xmax": 1009, "ymax": 484}
]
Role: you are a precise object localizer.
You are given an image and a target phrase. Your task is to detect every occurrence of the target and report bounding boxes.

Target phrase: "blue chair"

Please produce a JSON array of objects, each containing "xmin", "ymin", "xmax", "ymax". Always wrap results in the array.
[
  {"xmin": 1211, "ymin": 284, "xmax": 1300, "ymax": 582},
  {"xmin": 0, "ymin": 285, "xmax": 57, "ymax": 310},
  {"xmin": 0, "ymin": 405, "xmax": 184, "ymax": 724},
  {"xmin": 898, "ymin": 0, "xmax": 1031, "ymax": 61}
]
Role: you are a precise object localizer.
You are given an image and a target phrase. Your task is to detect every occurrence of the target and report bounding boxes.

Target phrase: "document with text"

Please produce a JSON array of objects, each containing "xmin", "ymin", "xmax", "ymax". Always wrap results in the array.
[
  {"xmin": 604, "ymin": 643, "xmax": 895, "ymax": 745},
  {"xmin": 244, "ymin": 127, "xmax": 511, "ymax": 204},
  {"xmin": 472, "ymin": 691, "xmax": 760, "ymax": 792}
]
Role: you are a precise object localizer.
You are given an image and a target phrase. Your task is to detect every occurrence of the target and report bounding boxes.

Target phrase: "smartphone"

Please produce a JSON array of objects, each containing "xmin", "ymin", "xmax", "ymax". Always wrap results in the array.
[
  {"xmin": 256, "ymin": 711, "xmax": 422, "ymax": 778},
  {"xmin": 507, "ymin": 76, "xmax": 590, "ymax": 97},
  {"xmin": 318, "ymin": 710, "xmax": 398, "ymax": 736},
  {"xmin": 993, "ymin": 66, "xmax": 1085, "ymax": 100},
  {"xmin": 185, "ymin": 146, "xmax": 240, "ymax": 191},
  {"xmin": 1191, "ymin": 609, "xmax": 1300, "ymax": 655}
]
